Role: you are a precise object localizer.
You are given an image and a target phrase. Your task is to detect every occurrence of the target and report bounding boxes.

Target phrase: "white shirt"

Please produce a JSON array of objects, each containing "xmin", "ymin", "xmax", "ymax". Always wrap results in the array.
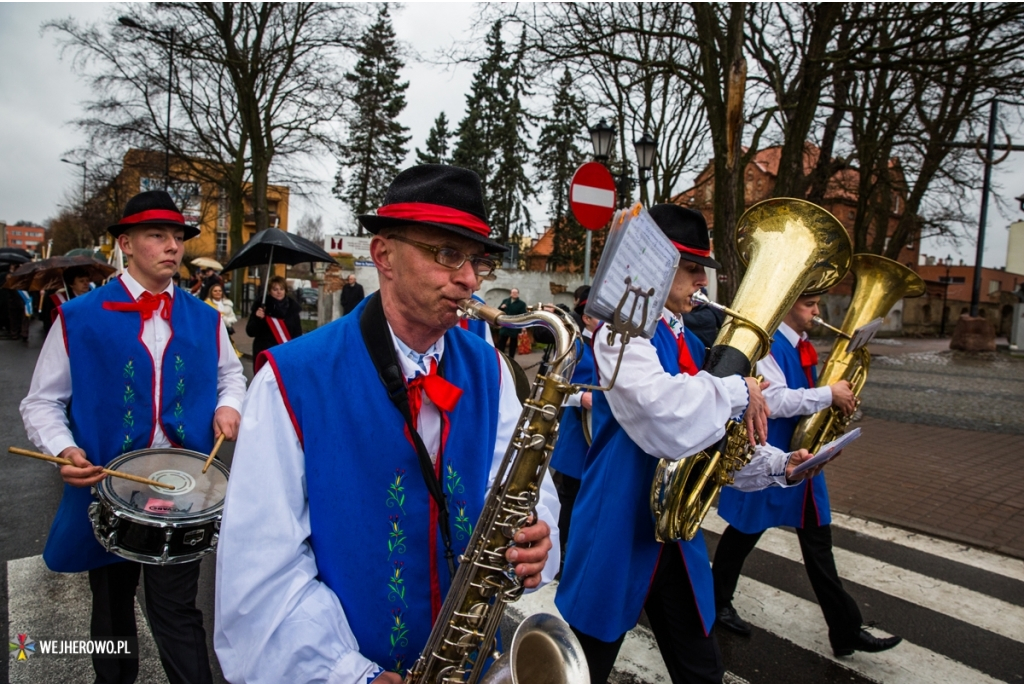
[
  {"xmin": 757, "ymin": 322, "xmax": 833, "ymax": 419},
  {"xmin": 592, "ymin": 308, "xmax": 793, "ymax": 492},
  {"xmin": 214, "ymin": 330, "xmax": 560, "ymax": 684},
  {"xmin": 20, "ymin": 272, "xmax": 246, "ymax": 458}
]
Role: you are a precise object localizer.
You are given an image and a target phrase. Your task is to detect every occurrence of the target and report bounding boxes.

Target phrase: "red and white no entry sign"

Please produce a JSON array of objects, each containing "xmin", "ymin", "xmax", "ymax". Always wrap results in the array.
[{"xmin": 570, "ymin": 162, "xmax": 617, "ymax": 230}]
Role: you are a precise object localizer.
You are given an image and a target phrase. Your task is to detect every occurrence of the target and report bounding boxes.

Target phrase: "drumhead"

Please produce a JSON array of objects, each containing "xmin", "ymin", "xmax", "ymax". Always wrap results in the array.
[{"xmin": 98, "ymin": 448, "xmax": 229, "ymax": 520}]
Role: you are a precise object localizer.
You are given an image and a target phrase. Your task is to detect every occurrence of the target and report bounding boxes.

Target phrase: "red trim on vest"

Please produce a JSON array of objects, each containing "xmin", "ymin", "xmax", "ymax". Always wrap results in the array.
[
  {"xmin": 163, "ymin": 305, "xmax": 180, "ymax": 448},
  {"xmin": 376, "ymin": 202, "xmax": 490, "ymax": 238},
  {"xmin": 267, "ymin": 316, "xmax": 292, "ymax": 345},
  {"xmin": 639, "ymin": 544, "xmax": 665, "ymax": 620},
  {"xmin": 677, "ymin": 542, "xmax": 711, "ymax": 637},
  {"xmin": 670, "ymin": 240, "xmax": 712, "ymax": 258},
  {"xmin": 58, "ymin": 307, "xmax": 69, "ymax": 356},
  {"xmin": 119, "ymin": 208, "xmax": 185, "ymax": 226},
  {"xmin": 262, "ymin": 352, "xmax": 305, "ymax": 448}
]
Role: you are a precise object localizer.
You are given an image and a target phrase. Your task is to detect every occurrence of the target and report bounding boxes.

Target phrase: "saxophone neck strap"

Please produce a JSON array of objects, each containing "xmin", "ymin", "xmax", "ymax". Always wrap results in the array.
[{"xmin": 360, "ymin": 292, "xmax": 457, "ymax": 579}]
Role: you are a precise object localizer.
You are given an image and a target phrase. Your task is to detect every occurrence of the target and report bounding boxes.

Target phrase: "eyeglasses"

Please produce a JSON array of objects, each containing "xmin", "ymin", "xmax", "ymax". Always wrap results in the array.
[{"xmin": 389, "ymin": 234, "xmax": 498, "ymax": 277}]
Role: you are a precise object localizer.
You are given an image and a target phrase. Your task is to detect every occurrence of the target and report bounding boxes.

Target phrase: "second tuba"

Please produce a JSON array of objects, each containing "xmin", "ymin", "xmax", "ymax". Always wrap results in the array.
[
  {"xmin": 789, "ymin": 254, "xmax": 924, "ymax": 454},
  {"xmin": 650, "ymin": 198, "xmax": 852, "ymax": 542}
]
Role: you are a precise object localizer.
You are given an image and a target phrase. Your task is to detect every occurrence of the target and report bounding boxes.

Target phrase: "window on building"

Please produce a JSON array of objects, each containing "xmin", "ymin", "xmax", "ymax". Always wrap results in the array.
[
  {"xmin": 216, "ymin": 230, "xmax": 228, "ymax": 259},
  {"xmin": 989, "ymin": 279, "xmax": 1000, "ymax": 294},
  {"xmin": 13, "ymin": 239, "xmax": 22, "ymax": 244}
]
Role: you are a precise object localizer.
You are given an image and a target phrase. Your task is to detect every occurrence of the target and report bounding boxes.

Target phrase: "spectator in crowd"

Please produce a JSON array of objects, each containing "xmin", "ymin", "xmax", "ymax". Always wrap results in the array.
[
  {"xmin": 205, "ymin": 283, "xmax": 238, "ymax": 337},
  {"xmin": 340, "ymin": 274, "xmax": 365, "ymax": 315},
  {"xmin": 246, "ymin": 275, "xmax": 303, "ymax": 359},
  {"xmin": 199, "ymin": 268, "xmax": 223, "ymax": 300},
  {"xmin": 496, "ymin": 287, "xmax": 527, "ymax": 359}
]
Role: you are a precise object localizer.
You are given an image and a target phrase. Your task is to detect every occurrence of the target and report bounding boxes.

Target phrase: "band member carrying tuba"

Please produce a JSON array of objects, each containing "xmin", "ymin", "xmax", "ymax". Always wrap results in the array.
[
  {"xmin": 554, "ymin": 204, "xmax": 821, "ymax": 683},
  {"xmin": 214, "ymin": 165, "xmax": 560, "ymax": 683},
  {"xmin": 713, "ymin": 295, "xmax": 903, "ymax": 657}
]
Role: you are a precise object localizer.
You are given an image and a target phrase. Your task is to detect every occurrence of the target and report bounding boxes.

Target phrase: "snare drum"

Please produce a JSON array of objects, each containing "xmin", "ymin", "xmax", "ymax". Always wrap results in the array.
[{"xmin": 88, "ymin": 448, "xmax": 229, "ymax": 565}]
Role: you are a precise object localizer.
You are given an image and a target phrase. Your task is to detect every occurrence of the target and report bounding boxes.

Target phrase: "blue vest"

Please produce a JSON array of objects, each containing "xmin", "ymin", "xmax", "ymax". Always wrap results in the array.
[
  {"xmin": 556, "ymin": 320, "xmax": 717, "ymax": 642},
  {"xmin": 264, "ymin": 297, "xmax": 502, "ymax": 676},
  {"xmin": 549, "ymin": 339, "xmax": 596, "ymax": 480},
  {"xmin": 718, "ymin": 330, "xmax": 831, "ymax": 533},
  {"xmin": 44, "ymin": 279, "xmax": 220, "ymax": 573}
]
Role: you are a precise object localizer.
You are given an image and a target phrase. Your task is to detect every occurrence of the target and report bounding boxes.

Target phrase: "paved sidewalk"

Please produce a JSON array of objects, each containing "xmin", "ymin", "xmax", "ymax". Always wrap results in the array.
[{"xmin": 825, "ymin": 415, "xmax": 1024, "ymax": 559}]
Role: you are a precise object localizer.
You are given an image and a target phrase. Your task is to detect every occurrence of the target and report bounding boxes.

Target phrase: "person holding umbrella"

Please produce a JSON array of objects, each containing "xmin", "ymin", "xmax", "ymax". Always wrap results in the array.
[
  {"xmin": 246, "ymin": 275, "xmax": 303, "ymax": 358},
  {"xmin": 41, "ymin": 266, "xmax": 95, "ymax": 337},
  {"xmin": 19, "ymin": 189, "xmax": 246, "ymax": 683}
]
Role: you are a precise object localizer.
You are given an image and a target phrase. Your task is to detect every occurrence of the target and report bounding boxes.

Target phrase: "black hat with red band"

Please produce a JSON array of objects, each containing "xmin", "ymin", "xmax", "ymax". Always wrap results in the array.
[
  {"xmin": 108, "ymin": 190, "xmax": 200, "ymax": 240},
  {"xmin": 358, "ymin": 164, "xmax": 507, "ymax": 253},
  {"xmin": 648, "ymin": 203, "xmax": 722, "ymax": 270}
]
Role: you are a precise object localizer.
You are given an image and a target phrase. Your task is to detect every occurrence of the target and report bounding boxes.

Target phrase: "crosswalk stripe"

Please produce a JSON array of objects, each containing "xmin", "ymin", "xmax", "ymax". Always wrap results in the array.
[
  {"xmin": 733, "ymin": 575, "xmax": 1002, "ymax": 684},
  {"xmin": 828, "ymin": 510, "xmax": 1024, "ymax": 582},
  {"xmin": 704, "ymin": 510, "xmax": 1024, "ymax": 645},
  {"xmin": 7, "ymin": 556, "xmax": 167, "ymax": 684}
]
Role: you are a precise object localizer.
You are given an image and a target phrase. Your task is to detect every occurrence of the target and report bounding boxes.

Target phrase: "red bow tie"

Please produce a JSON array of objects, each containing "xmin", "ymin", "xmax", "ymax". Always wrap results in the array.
[
  {"xmin": 677, "ymin": 332, "xmax": 700, "ymax": 377},
  {"xmin": 406, "ymin": 358, "xmax": 462, "ymax": 428},
  {"xmin": 103, "ymin": 292, "xmax": 172, "ymax": 321},
  {"xmin": 797, "ymin": 338, "xmax": 818, "ymax": 386}
]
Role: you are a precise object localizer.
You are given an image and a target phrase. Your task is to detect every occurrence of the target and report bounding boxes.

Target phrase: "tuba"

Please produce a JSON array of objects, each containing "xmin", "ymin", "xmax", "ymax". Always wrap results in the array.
[
  {"xmin": 650, "ymin": 198, "xmax": 852, "ymax": 542},
  {"xmin": 790, "ymin": 254, "xmax": 924, "ymax": 453},
  {"xmin": 405, "ymin": 300, "xmax": 589, "ymax": 684}
]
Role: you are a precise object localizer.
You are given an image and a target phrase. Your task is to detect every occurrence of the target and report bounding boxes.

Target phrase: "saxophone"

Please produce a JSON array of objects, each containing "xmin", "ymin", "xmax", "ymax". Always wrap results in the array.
[
  {"xmin": 649, "ymin": 198, "xmax": 853, "ymax": 542},
  {"xmin": 790, "ymin": 254, "xmax": 924, "ymax": 453},
  {"xmin": 405, "ymin": 299, "xmax": 589, "ymax": 684}
]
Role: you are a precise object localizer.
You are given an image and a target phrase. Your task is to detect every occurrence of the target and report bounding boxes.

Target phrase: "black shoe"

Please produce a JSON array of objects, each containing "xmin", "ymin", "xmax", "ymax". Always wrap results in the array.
[
  {"xmin": 716, "ymin": 606, "xmax": 752, "ymax": 636},
  {"xmin": 832, "ymin": 629, "xmax": 902, "ymax": 657}
]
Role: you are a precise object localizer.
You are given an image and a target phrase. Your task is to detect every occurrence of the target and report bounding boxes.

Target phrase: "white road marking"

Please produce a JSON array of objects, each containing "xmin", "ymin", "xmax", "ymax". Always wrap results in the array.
[
  {"xmin": 828, "ymin": 510, "xmax": 1024, "ymax": 582},
  {"xmin": 7, "ymin": 556, "xmax": 167, "ymax": 684},
  {"xmin": 571, "ymin": 184, "xmax": 615, "ymax": 207},
  {"xmin": 733, "ymin": 576, "xmax": 1001, "ymax": 684},
  {"xmin": 704, "ymin": 510, "xmax": 1024, "ymax": 645}
]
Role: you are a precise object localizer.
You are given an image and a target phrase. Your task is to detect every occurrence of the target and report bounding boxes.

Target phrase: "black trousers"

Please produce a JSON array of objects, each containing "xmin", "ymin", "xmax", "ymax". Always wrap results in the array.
[
  {"xmin": 496, "ymin": 333, "xmax": 518, "ymax": 360},
  {"xmin": 711, "ymin": 490, "xmax": 863, "ymax": 647},
  {"xmin": 89, "ymin": 560, "xmax": 212, "ymax": 684},
  {"xmin": 571, "ymin": 543, "xmax": 724, "ymax": 684},
  {"xmin": 554, "ymin": 473, "xmax": 581, "ymax": 564}
]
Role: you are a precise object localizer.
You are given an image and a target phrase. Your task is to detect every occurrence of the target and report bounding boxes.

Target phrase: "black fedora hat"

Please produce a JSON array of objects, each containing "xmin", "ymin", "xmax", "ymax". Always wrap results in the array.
[
  {"xmin": 648, "ymin": 204, "xmax": 722, "ymax": 270},
  {"xmin": 358, "ymin": 164, "xmax": 507, "ymax": 253},
  {"xmin": 108, "ymin": 190, "xmax": 200, "ymax": 240}
]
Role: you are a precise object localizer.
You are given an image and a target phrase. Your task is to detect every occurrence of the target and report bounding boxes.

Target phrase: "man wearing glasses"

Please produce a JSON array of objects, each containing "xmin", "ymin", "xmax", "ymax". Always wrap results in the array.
[{"xmin": 214, "ymin": 165, "xmax": 560, "ymax": 684}]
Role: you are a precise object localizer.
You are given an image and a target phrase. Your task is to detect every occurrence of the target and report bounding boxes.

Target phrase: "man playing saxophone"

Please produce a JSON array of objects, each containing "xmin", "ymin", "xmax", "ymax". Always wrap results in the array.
[
  {"xmin": 713, "ymin": 294, "xmax": 902, "ymax": 656},
  {"xmin": 555, "ymin": 204, "xmax": 821, "ymax": 683},
  {"xmin": 213, "ymin": 165, "xmax": 560, "ymax": 683}
]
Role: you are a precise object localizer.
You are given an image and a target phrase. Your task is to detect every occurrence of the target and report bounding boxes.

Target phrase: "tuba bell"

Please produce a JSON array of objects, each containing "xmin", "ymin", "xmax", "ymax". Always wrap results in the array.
[
  {"xmin": 650, "ymin": 198, "xmax": 852, "ymax": 542},
  {"xmin": 789, "ymin": 254, "xmax": 924, "ymax": 454}
]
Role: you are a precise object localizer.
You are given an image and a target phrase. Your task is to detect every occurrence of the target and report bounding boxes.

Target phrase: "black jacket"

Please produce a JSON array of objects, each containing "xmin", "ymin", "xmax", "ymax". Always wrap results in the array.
[
  {"xmin": 340, "ymin": 282, "xmax": 365, "ymax": 315},
  {"xmin": 246, "ymin": 295, "xmax": 303, "ymax": 359}
]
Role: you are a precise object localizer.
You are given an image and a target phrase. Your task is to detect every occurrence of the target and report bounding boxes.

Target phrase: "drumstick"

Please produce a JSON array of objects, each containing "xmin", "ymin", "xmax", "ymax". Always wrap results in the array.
[
  {"xmin": 202, "ymin": 434, "xmax": 226, "ymax": 474},
  {"xmin": 7, "ymin": 446, "xmax": 176, "ymax": 491}
]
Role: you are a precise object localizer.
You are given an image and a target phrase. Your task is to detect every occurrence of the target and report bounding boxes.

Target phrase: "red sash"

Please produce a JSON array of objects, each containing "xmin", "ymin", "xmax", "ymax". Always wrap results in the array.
[
  {"xmin": 677, "ymin": 333, "xmax": 700, "ymax": 377},
  {"xmin": 267, "ymin": 316, "xmax": 292, "ymax": 345}
]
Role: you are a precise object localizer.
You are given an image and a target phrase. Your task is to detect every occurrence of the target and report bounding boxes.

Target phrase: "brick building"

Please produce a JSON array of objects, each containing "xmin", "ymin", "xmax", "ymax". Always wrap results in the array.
[
  {"xmin": 902, "ymin": 260, "xmax": 1024, "ymax": 336},
  {"xmin": 3, "ymin": 223, "xmax": 46, "ymax": 253}
]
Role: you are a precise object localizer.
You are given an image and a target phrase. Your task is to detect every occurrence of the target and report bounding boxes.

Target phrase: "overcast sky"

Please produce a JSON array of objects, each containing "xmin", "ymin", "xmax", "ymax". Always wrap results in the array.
[{"xmin": 1, "ymin": 2, "xmax": 1022, "ymax": 269}]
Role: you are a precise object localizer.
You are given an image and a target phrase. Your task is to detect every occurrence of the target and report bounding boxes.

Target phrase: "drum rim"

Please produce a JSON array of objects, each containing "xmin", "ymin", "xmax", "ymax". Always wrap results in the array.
[{"xmin": 95, "ymin": 447, "xmax": 229, "ymax": 520}]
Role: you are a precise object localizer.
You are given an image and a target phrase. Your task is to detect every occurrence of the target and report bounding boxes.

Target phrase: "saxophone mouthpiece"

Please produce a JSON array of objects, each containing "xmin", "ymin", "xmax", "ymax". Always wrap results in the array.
[
  {"xmin": 690, "ymin": 291, "xmax": 712, "ymax": 307},
  {"xmin": 812, "ymin": 316, "xmax": 852, "ymax": 340}
]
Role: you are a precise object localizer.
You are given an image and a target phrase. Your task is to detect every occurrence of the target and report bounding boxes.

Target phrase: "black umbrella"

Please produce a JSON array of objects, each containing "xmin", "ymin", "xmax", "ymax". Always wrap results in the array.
[
  {"xmin": 0, "ymin": 247, "xmax": 31, "ymax": 266},
  {"xmin": 222, "ymin": 227, "xmax": 337, "ymax": 302}
]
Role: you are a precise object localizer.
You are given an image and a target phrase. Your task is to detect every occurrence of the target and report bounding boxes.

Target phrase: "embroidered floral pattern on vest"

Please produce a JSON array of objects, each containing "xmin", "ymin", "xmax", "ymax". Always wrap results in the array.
[
  {"xmin": 446, "ymin": 461, "xmax": 472, "ymax": 541},
  {"xmin": 173, "ymin": 354, "xmax": 186, "ymax": 444},
  {"xmin": 388, "ymin": 516, "xmax": 407, "ymax": 559},
  {"xmin": 387, "ymin": 468, "xmax": 407, "ymax": 514},
  {"xmin": 387, "ymin": 560, "xmax": 408, "ymax": 606},
  {"xmin": 121, "ymin": 359, "xmax": 137, "ymax": 453},
  {"xmin": 389, "ymin": 608, "xmax": 409, "ymax": 655},
  {"xmin": 453, "ymin": 500, "xmax": 473, "ymax": 541}
]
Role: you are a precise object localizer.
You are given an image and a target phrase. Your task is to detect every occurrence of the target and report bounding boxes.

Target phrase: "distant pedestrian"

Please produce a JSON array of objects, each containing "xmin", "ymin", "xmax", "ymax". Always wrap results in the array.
[
  {"xmin": 199, "ymin": 268, "xmax": 223, "ymax": 300},
  {"xmin": 247, "ymin": 275, "xmax": 303, "ymax": 359},
  {"xmin": 340, "ymin": 274, "xmax": 365, "ymax": 315},
  {"xmin": 41, "ymin": 266, "xmax": 93, "ymax": 337},
  {"xmin": 205, "ymin": 283, "xmax": 238, "ymax": 336},
  {"xmin": 497, "ymin": 287, "xmax": 526, "ymax": 359}
]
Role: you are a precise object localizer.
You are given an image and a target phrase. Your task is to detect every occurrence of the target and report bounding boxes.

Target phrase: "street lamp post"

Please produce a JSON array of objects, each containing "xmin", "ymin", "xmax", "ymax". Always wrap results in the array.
[
  {"xmin": 584, "ymin": 118, "xmax": 657, "ymax": 283},
  {"xmin": 939, "ymin": 254, "xmax": 953, "ymax": 337},
  {"xmin": 60, "ymin": 158, "xmax": 87, "ymax": 209},
  {"xmin": 119, "ymin": 16, "xmax": 174, "ymax": 191}
]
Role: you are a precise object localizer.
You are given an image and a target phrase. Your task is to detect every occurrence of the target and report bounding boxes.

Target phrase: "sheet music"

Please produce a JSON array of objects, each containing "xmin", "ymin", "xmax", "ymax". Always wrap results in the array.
[
  {"xmin": 789, "ymin": 427, "xmax": 861, "ymax": 477},
  {"xmin": 585, "ymin": 204, "xmax": 679, "ymax": 339}
]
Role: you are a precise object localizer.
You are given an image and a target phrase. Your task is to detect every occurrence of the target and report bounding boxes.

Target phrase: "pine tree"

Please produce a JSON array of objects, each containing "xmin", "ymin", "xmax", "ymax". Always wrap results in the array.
[
  {"xmin": 333, "ymin": 6, "xmax": 410, "ymax": 233},
  {"xmin": 451, "ymin": 21, "xmax": 506, "ymax": 209},
  {"xmin": 415, "ymin": 112, "xmax": 452, "ymax": 165},
  {"xmin": 536, "ymin": 69, "xmax": 588, "ymax": 270},
  {"xmin": 487, "ymin": 28, "xmax": 536, "ymax": 245}
]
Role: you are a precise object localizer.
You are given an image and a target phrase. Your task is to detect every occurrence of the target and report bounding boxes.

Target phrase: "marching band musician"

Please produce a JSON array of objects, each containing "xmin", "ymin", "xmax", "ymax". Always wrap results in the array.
[
  {"xmin": 554, "ymin": 204, "xmax": 822, "ymax": 684},
  {"xmin": 20, "ymin": 190, "xmax": 246, "ymax": 683},
  {"xmin": 712, "ymin": 294, "xmax": 903, "ymax": 656},
  {"xmin": 214, "ymin": 165, "xmax": 560, "ymax": 684}
]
